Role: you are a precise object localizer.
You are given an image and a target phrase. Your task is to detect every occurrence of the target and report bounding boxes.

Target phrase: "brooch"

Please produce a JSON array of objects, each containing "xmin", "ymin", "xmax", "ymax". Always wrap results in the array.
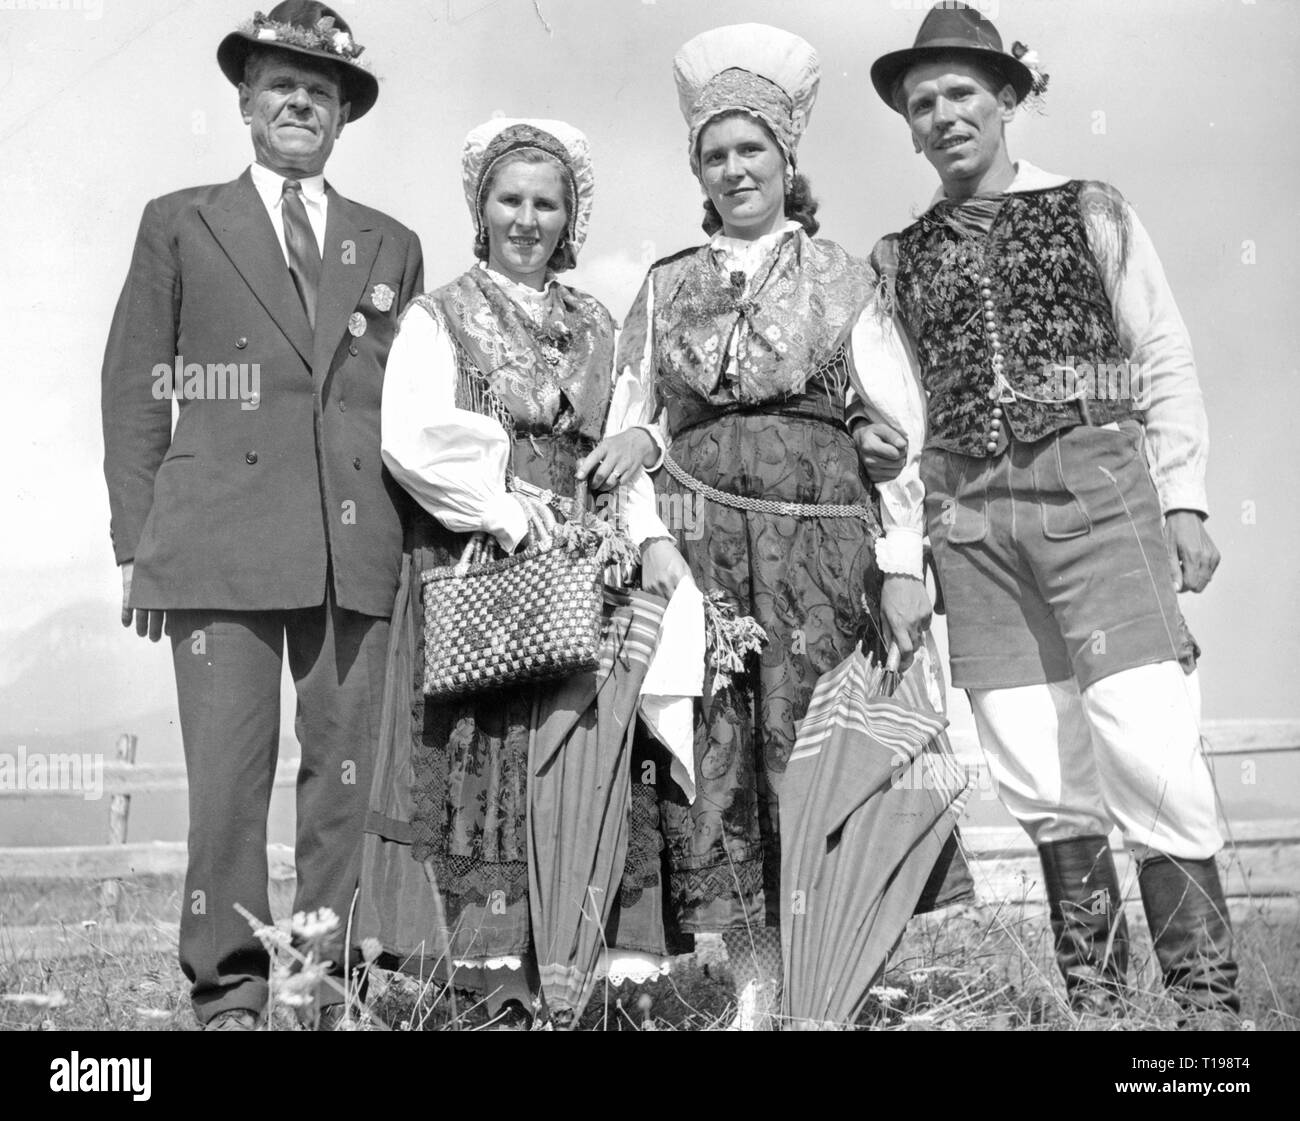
[
  {"xmin": 348, "ymin": 312, "xmax": 367, "ymax": 337},
  {"xmin": 370, "ymin": 283, "xmax": 395, "ymax": 313}
]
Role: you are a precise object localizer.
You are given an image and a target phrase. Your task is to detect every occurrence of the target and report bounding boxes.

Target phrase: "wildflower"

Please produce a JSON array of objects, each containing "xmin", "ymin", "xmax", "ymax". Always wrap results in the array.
[
  {"xmin": 703, "ymin": 589, "xmax": 767, "ymax": 695},
  {"xmin": 253, "ymin": 921, "xmax": 293, "ymax": 951},
  {"xmin": 272, "ymin": 959, "xmax": 330, "ymax": 1008},
  {"xmin": 360, "ymin": 937, "xmax": 383, "ymax": 964},
  {"xmin": 869, "ymin": 985, "xmax": 908, "ymax": 1006},
  {"xmin": 291, "ymin": 907, "xmax": 340, "ymax": 942},
  {"xmin": 3, "ymin": 991, "xmax": 66, "ymax": 1010}
]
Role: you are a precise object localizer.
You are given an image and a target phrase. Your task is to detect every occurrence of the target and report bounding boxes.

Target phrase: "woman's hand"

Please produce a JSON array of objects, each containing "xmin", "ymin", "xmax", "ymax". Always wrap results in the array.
[
  {"xmin": 577, "ymin": 429, "xmax": 658, "ymax": 492},
  {"xmin": 880, "ymin": 573, "xmax": 932, "ymax": 671},
  {"xmin": 640, "ymin": 538, "xmax": 691, "ymax": 600},
  {"xmin": 853, "ymin": 420, "xmax": 909, "ymax": 483}
]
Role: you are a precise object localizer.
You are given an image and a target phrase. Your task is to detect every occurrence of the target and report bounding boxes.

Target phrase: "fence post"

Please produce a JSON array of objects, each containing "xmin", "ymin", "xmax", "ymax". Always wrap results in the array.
[{"xmin": 99, "ymin": 733, "xmax": 138, "ymax": 918}]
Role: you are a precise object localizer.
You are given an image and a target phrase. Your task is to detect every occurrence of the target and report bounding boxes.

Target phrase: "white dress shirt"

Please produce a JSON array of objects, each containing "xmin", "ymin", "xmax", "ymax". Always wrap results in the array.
[{"xmin": 249, "ymin": 161, "xmax": 328, "ymax": 263}]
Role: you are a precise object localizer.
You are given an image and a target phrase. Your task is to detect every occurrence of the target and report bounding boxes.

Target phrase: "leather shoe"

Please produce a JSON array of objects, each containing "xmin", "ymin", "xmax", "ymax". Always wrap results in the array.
[{"xmin": 204, "ymin": 1008, "xmax": 259, "ymax": 1031}]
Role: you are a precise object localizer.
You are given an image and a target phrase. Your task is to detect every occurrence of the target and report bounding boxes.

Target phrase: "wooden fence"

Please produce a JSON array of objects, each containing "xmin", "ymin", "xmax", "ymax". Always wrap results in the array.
[{"xmin": 1, "ymin": 721, "xmax": 1296, "ymax": 960}]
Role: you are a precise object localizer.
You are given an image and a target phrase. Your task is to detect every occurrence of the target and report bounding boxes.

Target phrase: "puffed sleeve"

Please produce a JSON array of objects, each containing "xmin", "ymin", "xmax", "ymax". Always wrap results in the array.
[
  {"xmin": 1081, "ymin": 182, "xmax": 1209, "ymax": 516},
  {"xmin": 380, "ymin": 302, "xmax": 528, "ymax": 551},
  {"xmin": 604, "ymin": 272, "xmax": 671, "ymax": 546},
  {"xmin": 610, "ymin": 272, "xmax": 668, "ymax": 468},
  {"xmin": 847, "ymin": 297, "xmax": 927, "ymax": 579}
]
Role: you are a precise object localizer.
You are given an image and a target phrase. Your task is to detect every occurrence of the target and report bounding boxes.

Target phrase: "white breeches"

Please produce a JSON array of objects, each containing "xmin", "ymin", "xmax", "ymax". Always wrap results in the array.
[{"xmin": 969, "ymin": 661, "xmax": 1223, "ymax": 860}]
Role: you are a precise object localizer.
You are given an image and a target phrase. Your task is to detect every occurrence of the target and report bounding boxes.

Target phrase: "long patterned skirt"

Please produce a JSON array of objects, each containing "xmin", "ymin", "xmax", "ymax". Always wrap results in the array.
[{"xmin": 655, "ymin": 410, "xmax": 884, "ymax": 934}]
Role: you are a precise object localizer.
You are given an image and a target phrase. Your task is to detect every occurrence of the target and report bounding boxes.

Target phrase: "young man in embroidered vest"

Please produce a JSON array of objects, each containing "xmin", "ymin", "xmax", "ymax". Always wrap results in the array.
[
  {"xmin": 101, "ymin": 1, "xmax": 423, "ymax": 1029},
  {"xmin": 855, "ymin": 2, "xmax": 1238, "ymax": 1017}
]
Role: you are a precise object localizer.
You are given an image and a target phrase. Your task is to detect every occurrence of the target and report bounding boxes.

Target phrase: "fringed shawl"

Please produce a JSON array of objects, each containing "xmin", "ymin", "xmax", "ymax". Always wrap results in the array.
[{"xmin": 412, "ymin": 267, "xmax": 616, "ymax": 441}]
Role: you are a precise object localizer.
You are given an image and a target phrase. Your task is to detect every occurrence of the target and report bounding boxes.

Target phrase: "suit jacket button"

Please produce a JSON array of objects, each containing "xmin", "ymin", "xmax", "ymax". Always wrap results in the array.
[
  {"xmin": 349, "ymin": 344, "xmax": 359, "ymax": 357},
  {"xmin": 245, "ymin": 451, "xmax": 258, "ymax": 465},
  {"xmin": 236, "ymin": 337, "xmax": 248, "ymax": 349},
  {"xmin": 353, "ymin": 457, "xmax": 362, "ymax": 470}
]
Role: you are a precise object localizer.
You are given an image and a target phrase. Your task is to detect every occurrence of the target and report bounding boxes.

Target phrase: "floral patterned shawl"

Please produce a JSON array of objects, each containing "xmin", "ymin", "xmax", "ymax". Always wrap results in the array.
[
  {"xmin": 421, "ymin": 267, "xmax": 616, "ymax": 441},
  {"xmin": 651, "ymin": 229, "xmax": 874, "ymax": 404}
]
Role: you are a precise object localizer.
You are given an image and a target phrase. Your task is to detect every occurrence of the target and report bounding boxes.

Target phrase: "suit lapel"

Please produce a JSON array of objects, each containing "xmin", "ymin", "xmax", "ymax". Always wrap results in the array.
[
  {"xmin": 312, "ymin": 188, "xmax": 382, "ymax": 380},
  {"xmin": 197, "ymin": 170, "xmax": 314, "ymax": 368}
]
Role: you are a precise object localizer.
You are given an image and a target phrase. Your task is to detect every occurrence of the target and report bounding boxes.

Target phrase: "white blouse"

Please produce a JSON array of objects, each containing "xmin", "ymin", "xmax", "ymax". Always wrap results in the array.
[{"xmin": 380, "ymin": 263, "xmax": 670, "ymax": 551}]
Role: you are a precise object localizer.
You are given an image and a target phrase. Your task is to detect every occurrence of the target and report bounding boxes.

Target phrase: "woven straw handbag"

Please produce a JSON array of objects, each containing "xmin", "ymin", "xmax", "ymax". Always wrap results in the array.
[{"xmin": 420, "ymin": 481, "xmax": 614, "ymax": 699}]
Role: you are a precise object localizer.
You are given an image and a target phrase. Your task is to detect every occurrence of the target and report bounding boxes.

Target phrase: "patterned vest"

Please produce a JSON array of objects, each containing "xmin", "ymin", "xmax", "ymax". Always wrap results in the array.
[{"xmin": 894, "ymin": 181, "xmax": 1138, "ymax": 457}]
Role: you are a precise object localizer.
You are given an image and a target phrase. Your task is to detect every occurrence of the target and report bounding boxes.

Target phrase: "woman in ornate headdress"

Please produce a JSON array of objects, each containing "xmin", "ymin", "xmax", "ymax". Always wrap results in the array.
[
  {"xmin": 356, "ymin": 118, "xmax": 677, "ymax": 1027},
  {"xmin": 578, "ymin": 24, "xmax": 936, "ymax": 1028}
]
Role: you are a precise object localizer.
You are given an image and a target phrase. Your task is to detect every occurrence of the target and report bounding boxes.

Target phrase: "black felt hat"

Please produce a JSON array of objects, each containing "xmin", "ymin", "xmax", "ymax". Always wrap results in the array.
[
  {"xmin": 870, "ymin": 2, "xmax": 1033, "ymax": 113},
  {"xmin": 217, "ymin": 1, "xmax": 379, "ymax": 120}
]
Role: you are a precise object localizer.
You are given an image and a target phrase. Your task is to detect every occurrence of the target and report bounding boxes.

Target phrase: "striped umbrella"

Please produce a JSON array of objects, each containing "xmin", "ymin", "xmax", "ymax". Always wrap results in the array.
[
  {"xmin": 526, "ymin": 587, "xmax": 666, "ymax": 1023},
  {"xmin": 781, "ymin": 638, "xmax": 969, "ymax": 1029}
]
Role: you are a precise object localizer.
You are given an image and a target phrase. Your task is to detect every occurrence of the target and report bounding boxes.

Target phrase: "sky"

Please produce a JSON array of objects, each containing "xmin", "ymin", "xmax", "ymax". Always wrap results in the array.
[{"xmin": 0, "ymin": 0, "xmax": 1297, "ymax": 738}]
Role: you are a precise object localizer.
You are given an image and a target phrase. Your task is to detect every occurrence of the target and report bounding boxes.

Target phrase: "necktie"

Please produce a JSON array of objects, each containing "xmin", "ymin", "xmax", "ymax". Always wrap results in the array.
[{"xmin": 282, "ymin": 178, "xmax": 322, "ymax": 327}]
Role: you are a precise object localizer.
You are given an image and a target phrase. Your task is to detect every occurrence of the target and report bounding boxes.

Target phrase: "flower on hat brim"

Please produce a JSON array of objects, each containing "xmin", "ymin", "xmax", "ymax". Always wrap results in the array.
[
  {"xmin": 242, "ymin": 10, "xmax": 366, "ymax": 62},
  {"xmin": 218, "ymin": 5, "xmax": 380, "ymax": 119}
]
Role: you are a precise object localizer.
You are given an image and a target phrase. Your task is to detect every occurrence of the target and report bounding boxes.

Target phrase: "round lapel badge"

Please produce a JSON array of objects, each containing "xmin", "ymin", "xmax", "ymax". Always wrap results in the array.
[
  {"xmin": 370, "ymin": 283, "xmax": 396, "ymax": 313},
  {"xmin": 348, "ymin": 312, "xmax": 367, "ymax": 338}
]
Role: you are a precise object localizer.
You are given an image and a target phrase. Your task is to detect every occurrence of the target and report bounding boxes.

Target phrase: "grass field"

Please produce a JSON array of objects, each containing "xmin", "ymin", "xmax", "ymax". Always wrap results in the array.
[{"xmin": 1, "ymin": 875, "xmax": 1295, "ymax": 1030}]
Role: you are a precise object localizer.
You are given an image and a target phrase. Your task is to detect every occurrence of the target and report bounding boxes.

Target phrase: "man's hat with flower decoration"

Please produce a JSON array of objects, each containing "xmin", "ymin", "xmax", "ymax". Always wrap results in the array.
[
  {"xmin": 217, "ymin": 1, "xmax": 379, "ymax": 120},
  {"xmin": 870, "ymin": 2, "xmax": 1047, "ymax": 114}
]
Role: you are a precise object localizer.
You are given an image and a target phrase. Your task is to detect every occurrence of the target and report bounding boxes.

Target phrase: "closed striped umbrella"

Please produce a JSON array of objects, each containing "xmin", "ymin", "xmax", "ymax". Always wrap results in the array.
[
  {"xmin": 781, "ymin": 637, "xmax": 969, "ymax": 1029},
  {"xmin": 527, "ymin": 588, "xmax": 667, "ymax": 1022}
]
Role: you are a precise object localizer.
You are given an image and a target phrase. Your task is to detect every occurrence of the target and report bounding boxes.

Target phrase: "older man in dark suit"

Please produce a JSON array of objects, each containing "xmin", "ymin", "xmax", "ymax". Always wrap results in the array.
[{"xmin": 101, "ymin": 1, "xmax": 423, "ymax": 1029}]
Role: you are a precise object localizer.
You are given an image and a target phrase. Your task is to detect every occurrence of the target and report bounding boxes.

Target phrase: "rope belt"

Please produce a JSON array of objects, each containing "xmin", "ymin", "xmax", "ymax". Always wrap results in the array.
[{"xmin": 662, "ymin": 452, "xmax": 875, "ymax": 521}]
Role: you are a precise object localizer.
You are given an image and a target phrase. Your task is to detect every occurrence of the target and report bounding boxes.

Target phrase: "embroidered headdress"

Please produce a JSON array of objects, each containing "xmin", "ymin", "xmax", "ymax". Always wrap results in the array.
[
  {"xmin": 673, "ymin": 23, "xmax": 820, "ymax": 178},
  {"xmin": 461, "ymin": 118, "xmax": 595, "ymax": 258}
]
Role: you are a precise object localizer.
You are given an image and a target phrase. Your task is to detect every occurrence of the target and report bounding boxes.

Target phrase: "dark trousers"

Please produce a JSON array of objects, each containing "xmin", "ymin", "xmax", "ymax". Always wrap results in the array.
[{"xmin": 167, "ymin": 587, "xmax": 389, "ymax": 1022}]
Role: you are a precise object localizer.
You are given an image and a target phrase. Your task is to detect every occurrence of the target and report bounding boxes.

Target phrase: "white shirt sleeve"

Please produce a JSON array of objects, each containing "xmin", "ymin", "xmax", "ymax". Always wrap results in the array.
[
  {"xmin": 847, "ymin": 304, "xmax": 927, "ymax": 578},
  {"xmin": 605, "ymin": 312, "xmax": 671, "ymax": 547},
  {"xmin": 380, "ymin": 303, "xmax": 529, "ymax": 551},
  {"xmin": 1085, "ymin": 192, "xmax": 1210, "ymax": 516}
]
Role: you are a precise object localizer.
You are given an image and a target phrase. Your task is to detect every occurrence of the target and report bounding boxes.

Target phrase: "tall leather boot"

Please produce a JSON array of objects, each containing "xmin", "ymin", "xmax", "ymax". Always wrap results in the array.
[
  {"xmin": 1138, "ymin": 854, "xmax": 1240, "ymax": 1016},
  {"xmin": 1039, "ymin": 835, "xmax": 1130, "ymax": 1012}
]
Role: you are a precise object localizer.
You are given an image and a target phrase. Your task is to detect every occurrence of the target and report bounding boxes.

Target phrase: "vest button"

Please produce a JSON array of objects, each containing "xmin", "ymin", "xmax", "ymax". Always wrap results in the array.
[
  {"xmin": 245, "ymin": 451, "xmax": 258, "ymax": 465},
  {"xmin": 983, "ymin": 299, "xmax": 995, "ymax": 311},
  {"xmin": 353, "ymin": 457, "xmax": 362, "ymax": 470},
  {"xmin": 991, "ymin": 407, "xmax": 1004, "ymax": 418},
  {"xmin": 986, "ymin": 441, "xmax": 999, "ymax": 453},
  {"xmin": 338, "ymin": 400, "xmax": 347, "ymax": 412},
  {"xmin": 235, "ymin": 337, "xmax": 248, "ymax": 349}
]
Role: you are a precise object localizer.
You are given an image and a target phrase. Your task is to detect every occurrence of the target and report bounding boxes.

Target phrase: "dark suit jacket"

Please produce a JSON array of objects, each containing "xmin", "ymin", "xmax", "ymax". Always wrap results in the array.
[{"xmin": 102, "ymin": 169, "xmax": 424, "ymax": 617}]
